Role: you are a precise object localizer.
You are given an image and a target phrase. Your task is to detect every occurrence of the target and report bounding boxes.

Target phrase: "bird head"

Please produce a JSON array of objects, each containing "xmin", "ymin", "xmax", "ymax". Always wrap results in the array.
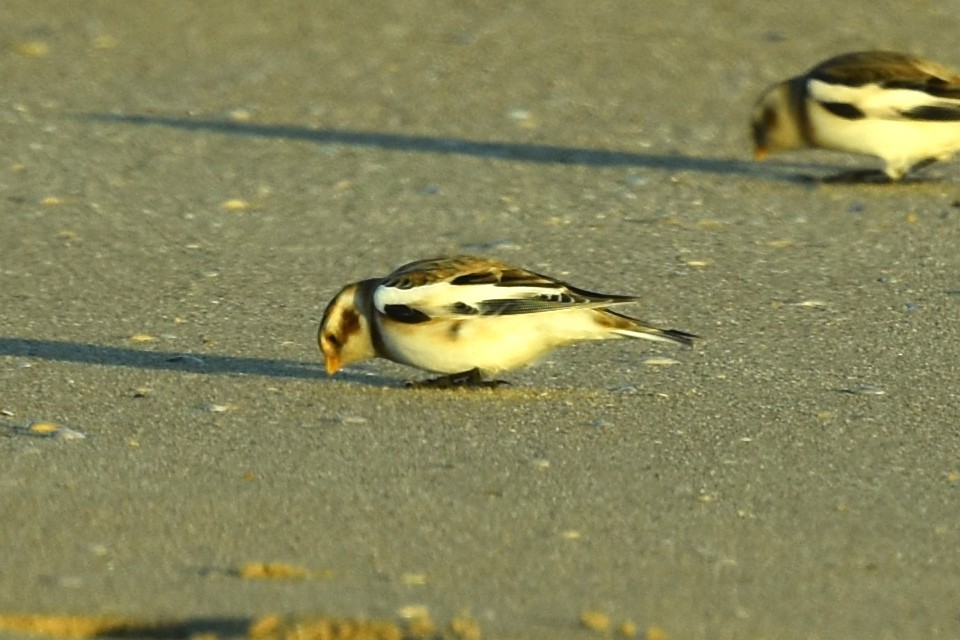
[
  {"xmin": 750, "ymin": 78, "xmax": 806, "ymax": 159},
  {"xmin": 318, "ymin": 282, "xmax": 376, "ymax": 374}
]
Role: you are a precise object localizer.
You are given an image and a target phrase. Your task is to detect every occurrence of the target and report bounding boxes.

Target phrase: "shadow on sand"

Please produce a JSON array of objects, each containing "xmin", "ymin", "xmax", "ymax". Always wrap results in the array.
[
  {"xmin": 0, "ymin": 337, "xmax": 393, "ymax": 387},
  {"xmin": 84, "ymin": 112, "xmax": 830, "ymax": 181}
]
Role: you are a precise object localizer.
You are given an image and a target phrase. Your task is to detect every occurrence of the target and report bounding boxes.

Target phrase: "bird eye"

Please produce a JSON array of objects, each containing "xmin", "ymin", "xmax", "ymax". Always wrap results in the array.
[
  {"xmin": 325, "ymin": 333, "xmax": 340, "ymax": 348},
  {"xmin": 762, "ymin": 106, "xmax": 777, "ymax": 129}
]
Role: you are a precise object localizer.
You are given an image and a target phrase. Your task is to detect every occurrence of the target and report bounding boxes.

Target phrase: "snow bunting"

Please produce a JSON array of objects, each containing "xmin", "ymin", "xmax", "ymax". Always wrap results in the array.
[
  {"xmin": 751, "ymin": 50, "xmax": 960, "ymax": 181},
  {"xmin": 318, "ymin": 256, "xmax": 696, "ymax": 387}
]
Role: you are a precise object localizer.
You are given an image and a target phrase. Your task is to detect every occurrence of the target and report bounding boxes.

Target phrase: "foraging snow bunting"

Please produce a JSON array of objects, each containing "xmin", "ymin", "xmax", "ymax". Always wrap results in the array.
[
  {"xmin": 318, "ymin": 256, "xmax": 696, "ymax": 387},
  {"xmin": 751, "ymin": 50, "xmax": 960, "ymax": 181}
]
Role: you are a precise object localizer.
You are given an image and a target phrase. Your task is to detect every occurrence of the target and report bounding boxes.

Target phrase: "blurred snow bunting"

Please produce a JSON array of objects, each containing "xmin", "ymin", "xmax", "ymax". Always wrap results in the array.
[
  {"xmin": 318, "ymin": 256, "xmax": 696, "ymax": 387},
  {"xmin": 751, "ymin": 50, "xmax": 960, "ymax": 181}
]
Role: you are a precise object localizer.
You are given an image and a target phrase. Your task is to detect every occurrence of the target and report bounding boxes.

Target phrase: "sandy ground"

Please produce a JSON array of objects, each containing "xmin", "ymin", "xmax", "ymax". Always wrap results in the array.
[{"xmin": 2, "ymin": 2, "xmax": 960, "ymax": 638}]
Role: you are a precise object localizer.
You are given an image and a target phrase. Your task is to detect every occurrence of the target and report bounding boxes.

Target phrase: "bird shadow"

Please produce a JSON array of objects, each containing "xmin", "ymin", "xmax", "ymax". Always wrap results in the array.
[
  {"xmin": 0, "ymin": 613, "xmax": 431, "ymax": 639},
  {"xmin": 0, "ymin": 336, "xmax": 397, "ymax": 388},
  {"xmin": 82, "ymin": 112, "xmax": 834, "ymax": 182},
  {"xmin": 84, "ymin": 617, "xmax": 252, "ymax": 639}
]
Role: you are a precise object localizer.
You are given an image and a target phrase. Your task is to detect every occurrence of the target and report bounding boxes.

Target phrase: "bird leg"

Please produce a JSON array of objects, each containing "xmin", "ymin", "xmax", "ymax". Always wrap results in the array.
[
  {"xmin": 818, "ymin": 158, "xmax": 939, "ymax": 184},
  {"xmin": 406, "ymin": 368, "xmax": 509, "ymax": 389},
  {"xmin": 904, "ymin": 157, "xmax": 939, "ymax": 177},
  {"xmin": 818, "ymin": 168, "xmax": 895, "ymax": 184}
]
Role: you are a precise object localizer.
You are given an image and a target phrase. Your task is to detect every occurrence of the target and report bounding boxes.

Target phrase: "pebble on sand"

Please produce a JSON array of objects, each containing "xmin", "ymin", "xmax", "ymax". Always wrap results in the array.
[{"xmin": 28, "ymin": 422, "xmax": 86, "ymax": 440}]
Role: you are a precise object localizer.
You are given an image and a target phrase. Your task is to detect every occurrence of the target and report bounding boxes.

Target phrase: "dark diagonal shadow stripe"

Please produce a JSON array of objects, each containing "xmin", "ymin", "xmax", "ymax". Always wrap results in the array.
[
  {"xmin": 0, "ymin": 337, "xmax": 394, "ymax": 387},
  {"xmin": 83, "ymin": 112, "xmax": 832, "ymax": 181}
]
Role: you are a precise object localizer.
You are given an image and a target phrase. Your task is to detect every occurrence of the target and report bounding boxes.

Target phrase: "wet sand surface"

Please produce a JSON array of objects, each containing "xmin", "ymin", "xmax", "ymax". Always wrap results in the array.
[{"xmin": 2, "ymin": 2, "xmax": 960, "ymax": 638}]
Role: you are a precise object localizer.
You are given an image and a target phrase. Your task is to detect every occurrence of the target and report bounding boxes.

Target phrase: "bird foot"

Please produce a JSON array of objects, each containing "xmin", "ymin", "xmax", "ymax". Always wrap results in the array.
[
  {"xmin": 406, "ymin": 368, "xmax": 509, "ymax": 389},
  {"xmin": 812, "ymin": 166, "xmax": 937, "ymax": 185},
  {"xmin": 817, "ymin": 169, "xmax": 895, "ymax": 184}
]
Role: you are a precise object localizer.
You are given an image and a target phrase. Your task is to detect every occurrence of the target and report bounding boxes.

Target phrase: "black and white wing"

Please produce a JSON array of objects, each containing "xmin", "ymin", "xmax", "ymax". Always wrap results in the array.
[
  {"xmin": 807, "ymin": 51, "xmax": 960, "ymax": 122},
  {"xmin": 373, "ymin": 256, "xmax": 640, "ymax": 323}
]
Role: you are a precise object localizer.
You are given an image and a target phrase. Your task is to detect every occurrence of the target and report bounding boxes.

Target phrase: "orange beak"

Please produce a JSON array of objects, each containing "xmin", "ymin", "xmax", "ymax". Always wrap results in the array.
[
  {"xmin": 324, "ymin": 353, "xmax": 341, "ymax": 375},
  {"xmin": 753, "ymin": 146, "xmax": 768, "ymax": 161}
]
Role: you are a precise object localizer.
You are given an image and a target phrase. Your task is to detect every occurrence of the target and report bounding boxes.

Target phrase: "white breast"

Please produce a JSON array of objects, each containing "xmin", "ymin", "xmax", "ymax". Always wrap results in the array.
[{"xmin": 375, "ymin": 309, "xmax": 615, "ymax": 375}]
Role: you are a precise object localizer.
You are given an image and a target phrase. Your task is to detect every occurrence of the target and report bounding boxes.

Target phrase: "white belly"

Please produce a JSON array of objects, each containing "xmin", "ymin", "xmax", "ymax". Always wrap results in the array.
[
  {"xmin": 809, "ymin": 104, "xmax": 960, "ymax": 174},
  {"xmin": 376, "ymin": 310, "xmax": 613, "ymax": 375}
]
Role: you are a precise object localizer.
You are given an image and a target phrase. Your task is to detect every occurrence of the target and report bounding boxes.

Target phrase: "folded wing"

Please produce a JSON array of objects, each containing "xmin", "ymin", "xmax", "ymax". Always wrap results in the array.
[
  {"xmin": 808, "ymin": 51, "xmax": 960, "ymax": 122},
  {"xmin": 374, "ymin": 258, "xmax": 640, "ymax": 323}
]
